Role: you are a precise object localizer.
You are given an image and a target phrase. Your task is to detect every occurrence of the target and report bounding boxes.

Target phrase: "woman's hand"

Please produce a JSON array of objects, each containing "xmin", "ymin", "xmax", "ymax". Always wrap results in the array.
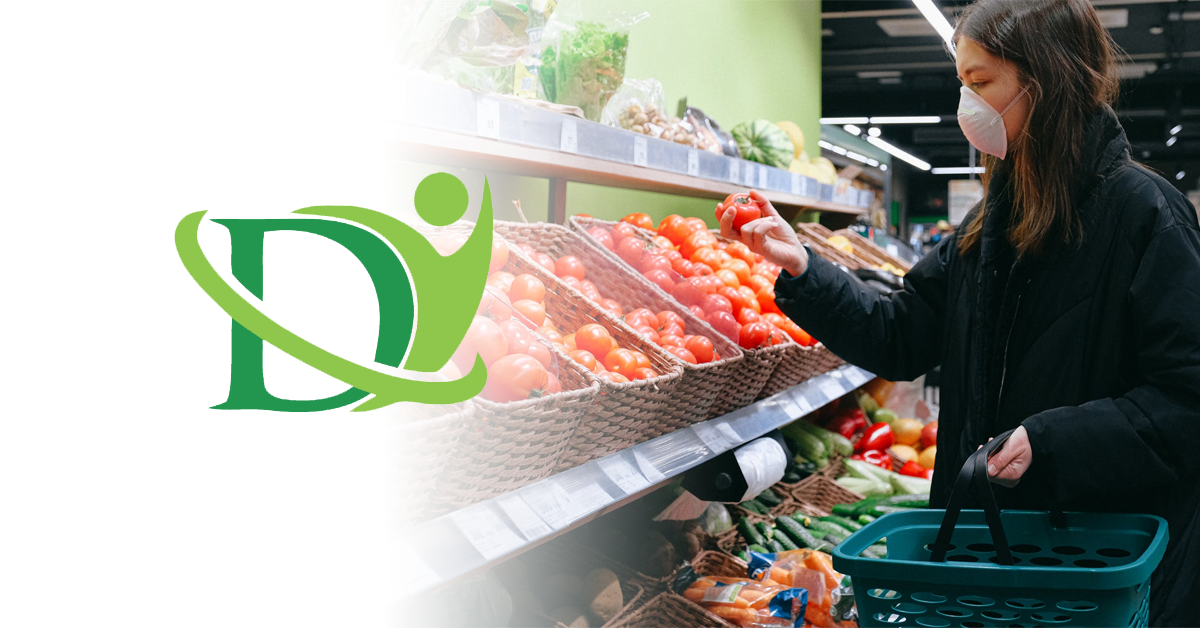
[
  {"xmin": 987, "ymin": 426, "xmax": 1032, "ymax": 487},
  {"xmin": 718, "ymin": 190, "xmax": 809, "ymax": 277}
]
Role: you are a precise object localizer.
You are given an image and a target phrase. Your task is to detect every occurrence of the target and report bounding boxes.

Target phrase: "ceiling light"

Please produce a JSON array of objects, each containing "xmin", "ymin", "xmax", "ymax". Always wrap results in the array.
[
  {"xmin": 868, "ymin": 127, "xmax": 882, "ymax": 137},
  {"xmin": 856, "ymin": 71, "xmax": 903, "ymax": 79},
  {"xmin": 846, "ymin": 151, "xmax": 871, "ymax": 164},
  {"xmin": 867, "ymin": 136, "xmax": 931, "ymax": 171},
  {"xmin": 1178, "ymin": 171, "xmax": 1187, "ymax": 181},
  {"xmin": 843, "ymin": 124, "xmax": 862, "ymax": 135},
  {"xmin": 818, "ymin": 140, "xmax": 848, "ymax": 156},
  {"xmin": 1171, "ymin": 124, "xmax": 1183, "ymax": 135},
  {"xmin": 881, "ymin": 164, "xmax": 888, "ymax": 171},
  {"xmin": 879, "ymin": 77, "xmax": 904, "ymax": 85},
  {"xmin": 1096, "ymin": 9, "xmax": 1128, "ymax": 29},
  {"xmin": 911, "ymin": 0, "xmax": 955, "ymax": 48},
  {"xmin": 822, "ymin": 28, "xmax": 834, "ymax": 37},
  {"xmin": 931, "ymin": 167, "xmax": 986, "ymax": 175},
  {"xmin": 820, "ymin": 117, "xmax": 870, "ymax": 125},
  {"xmin": 1150, "ymin": 26, "xmax": 1164, "ymax": 35},
  {"xmin": 1167, "ymin": 136, "xmax": 1178, "ymax": 147},
  {"xmin": 870, "ymin": 116, "xmax": 942, "ymax": 124}
]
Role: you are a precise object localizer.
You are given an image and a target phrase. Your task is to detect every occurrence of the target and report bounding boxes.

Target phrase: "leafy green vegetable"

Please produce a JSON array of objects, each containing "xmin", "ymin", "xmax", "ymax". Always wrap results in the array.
[{"xmin": 542, "ymin": 21, "xmax": 629, "ymax": 120}]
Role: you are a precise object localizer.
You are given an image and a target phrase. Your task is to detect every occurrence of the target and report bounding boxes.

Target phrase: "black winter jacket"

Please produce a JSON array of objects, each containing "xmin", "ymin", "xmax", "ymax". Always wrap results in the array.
[{"xmin": 775, "ymin": 107, "xmax": 1200, "ymax": 625}]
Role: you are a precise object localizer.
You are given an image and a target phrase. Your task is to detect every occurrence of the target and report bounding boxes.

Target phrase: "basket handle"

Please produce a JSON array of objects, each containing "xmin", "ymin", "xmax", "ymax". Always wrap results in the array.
[{"xmin": 929, "ymin": 428, "xmax": 1017, "ymax": 564}]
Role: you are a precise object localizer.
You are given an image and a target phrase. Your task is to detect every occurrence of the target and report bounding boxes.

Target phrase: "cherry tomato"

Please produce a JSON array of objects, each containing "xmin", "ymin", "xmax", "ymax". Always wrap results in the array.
[
  {"xmin": 478, "ymin": 289, "xmax": 512, "ymax": 321},
  {"xmin": 685, "ymin": 335, "xmax": 715, "ymax": 364},
  {"xmin": 701, "ymin": 293, "xmax": 733, "ymax": 317},
  {"xmin": 671, "ymin": 257, "xmax": 694, "ymax": 276},
  {"xmin": 706, "ymin": 310, "xmax": 740, "ymax": 342},
  {"xmin": 555, "ymin": 255, "xmax": 586, "ymax": 281},
  {"xmin": 616, "ymin": 237, "xmax": 646, "ymax": 267},
  {"xmin": 599, "ymin": 298, "xmax": 624, "ymax": 316},
  {"xmin": 508, "ymin": 274, "xmax": 545, "ymax": 304},
  {"xmin": 690, "ymin": 247, "xmax": 720, "ymax": 271},
  {"xmin": 720, "ymin": 286, "xmax": 750, "ymax": 314},
  {"xmin": 629, "ymin": 350, "xmax": 651, "ymax": 370},
  {"xmin": 603, "ymin": 348, "xmax": 640, "ymax": 378},
  {"xmin": 640, "ymin": 253, "xmax": 673, "ymax": 274},
  {"xmin": 490, "ymin": 239, "xmax": 510, "ymax": 274},
  {"xmin": 624, "ymin": 308, "xmax": 656, "ymax": 329},
  {"xmin": 702, "ymin": 276, "xmax": 725, "ymax": 294},
  {"xmin": 739, "ymin": 321, "xmax": 771, "ymax": 349},
  {"xmin": 725, "ymin": 259, "xmax": 753, "ymax": 285},
  {"xmin": 576, "ymin": 324, "xmax": 615, "ymax": 361},
  {"xmin": 643, "ymin": 269, "xmax": 675, "ymax": 293},
  {"xmin": 568, "ymin": 349, "xmax": 602, "ymax": 374},
  {"xmin": 598, "ymin": 371, "xmax": 630, "ymax": 384},
  {"xmin": 534, "ymin": 252, "xmax": 556, "ymax": 274},
  {"xmin": 692, "ymin": 264, "xmax": 714, "ymax": 277},
  {"xmin": 663, "ymin": 345, "xmax": 697, "ymax": 364},
  {"xmin": 621, "ymin": 212, "xmax": 654, "ymax": 231},
  {"xmin": 715, "ymin": 269, "xmax": 740, "ymax": 289},
  {"xmin": 527, "ymin": 341, "xmax": 553, "ymax": 368},
  {"xmin": 659, "ymin": 334, "xmax": 685, "ymax": 348},
  {"xmin": 481, "ymin": 354, "xmax": 550, "ymax": 402},
  {"xmin": 736, "ymin": 308, "xmax": 762, "ymax": 325},
  {"xmin": 715, "ymin": 250, "xmax": 734, "ymax": 268},
  {"xmin": 451, "ymin": 316, "xmax": 508, "ymax": 372},
  {"xmin": 511, "ymin": 299, "xmax": 546, "ymax": 328},
  {"xmin": 579, "ymin": 280, "xmax": 602, "ymax": 302},
  {"xmin": 633, "ymin": 367, "xmax": 658, "ymax": 380},
  {"xmin": 588, "ymin": 227, "xmax": 614, "ymax": 251},
  {"xmin": 611, "ymin": 222, "xmax": 637, "ymax": 245}
]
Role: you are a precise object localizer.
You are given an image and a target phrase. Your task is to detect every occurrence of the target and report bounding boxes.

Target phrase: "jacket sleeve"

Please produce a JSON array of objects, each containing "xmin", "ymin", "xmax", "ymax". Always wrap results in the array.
[
  {"xmin": 1023, "ymin": 223, "xmax": 1200, "ymax": 507},
  {"xmin": 773, "ymin": 234, "xmax": 955, "ymax": 381}
]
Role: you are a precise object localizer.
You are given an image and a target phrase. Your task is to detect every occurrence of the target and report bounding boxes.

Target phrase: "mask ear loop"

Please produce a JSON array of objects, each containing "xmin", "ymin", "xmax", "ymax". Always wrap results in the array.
[{"xmin": 989, "ymin": 85, "xmax": 1030, "ymax": 127}]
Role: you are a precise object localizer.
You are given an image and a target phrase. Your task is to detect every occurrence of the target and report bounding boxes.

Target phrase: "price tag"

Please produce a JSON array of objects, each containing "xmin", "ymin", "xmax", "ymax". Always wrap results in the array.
[
  {"xmin": 801, "ymin": 177, "xmax": 816, "ymax": 198},
  {"xmin": 633, "ymin": 136, "xmax": 648, "ymax": 167},
  {"xmin": 555, "ymin": 481, "xmax": 612, "ymax": 522},
  {"xmin": 560, "ymin": 119, "xmax": 578, "ymax": 154},
  {"xmin": 687, "ymin": 150, "xmax": 700, "ymax": 177},
  {"xmin": 887, "ymin": 243, "xmax": 900, "ymax": 257},
  {"xmin": 693, "ymin": 421, "xmax": 735, "ymax": 454},
  {"xmin": 476, "ymin": 99, "xmax": 500, "ymax": 139},
  {"xmin": 633, "ymin": 448, "xmax": 667, "ymax": 483},
  {"xmin": 758, "ymin": 166, "xmax": 769, "ymax": 189},
  {"xmin": 519, "ymin": 483, "xmax": 568, "ymax": 530},
  {"xmin": 451, "ymin": 506, "xmax": 524, "ymax": 560},
  {"xmin": 729, "ymin": 159, "xmax": 741, "ymax": 184},
  {"xmin": 818, "ymin": 377, "xmax": 846, "ymax": 401},
  {"xmin": 496, "ymin": 494, "xmax": 552, "ymax": 541},
  {"xmin": 791, "ymin": 173, "xmax": 801, "ymax": 195},
  {"xmin": 597, "ymin": 456, "xmax": 650, "ymax": 495},
  {"xmin": 743, "ymin": 164, "xmax": 756, "ymax": 187}
]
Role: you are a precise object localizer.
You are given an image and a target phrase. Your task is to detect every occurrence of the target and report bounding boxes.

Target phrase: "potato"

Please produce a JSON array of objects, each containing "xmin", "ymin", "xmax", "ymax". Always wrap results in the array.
[{"xmin": 582, "ymin": 568, "xmax": 623, "ymax": 623}]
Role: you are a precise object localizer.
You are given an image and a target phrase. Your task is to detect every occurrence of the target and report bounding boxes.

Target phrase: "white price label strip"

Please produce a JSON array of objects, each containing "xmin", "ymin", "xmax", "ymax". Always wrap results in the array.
[
  {"xmin": 791, "ymin": 173, "xmax": 801, "ymax": 195},
  {"xmin": 758, "ymin": 166, "xmax": 769, "ymax": 189},
  {"xmin": 744, "ymin": 164, "xmax": 756, "ymax": 187},
  {"xmin": 597, "ymin": 456, "xmax": 650, "ymax": 495},
  {"xmin": 687, "ymin": 150, "xmax": 700, "ymax": 177},
  {"xmin": 560, "ymin": 120, "xmax": 578, "ymax": 154},
  {"xmin": 555, "ymin": 481, "xmax": 611, "ymax": 522},
  {"xmin": 451, "ymin": 507, "xmax": 524, "ymax": 561},
  {"xmin": 789, "ymin": 389, "xmax": 814, "ymax": 415},
  {"xmin": 633, "ymin": 448, "xmax": 667, "ymax": 483},
  {"xmin": 519, "ymin": 483, "xmax": 569, "ymax": 530},
  {"xmin": 693, "ymin": 421, "xmax": 735, "ymax": 454},
  {"xmin": 633, "ymin": 136, "xmax": 648, "ymax": 167},
  {"xmin": 729, "ymin": 160, "xmax": 741, "ymax": 184},
  {"xmin": 818, "ymin": 377, "xmax": 846, "ymax": 400},
  {"xmin": 496, "ymin": 494, "xmax": 552, "ymax": 541},
  {"xmin": 477, "ymin": 99, "xmax": 500, "ymax": 139}
]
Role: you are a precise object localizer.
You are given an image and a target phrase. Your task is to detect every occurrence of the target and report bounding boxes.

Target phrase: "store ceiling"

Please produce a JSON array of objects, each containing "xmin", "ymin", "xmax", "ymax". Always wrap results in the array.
[{"xmin": 821, "ymin": 0, "xmax": 1200, "ymax": 185}]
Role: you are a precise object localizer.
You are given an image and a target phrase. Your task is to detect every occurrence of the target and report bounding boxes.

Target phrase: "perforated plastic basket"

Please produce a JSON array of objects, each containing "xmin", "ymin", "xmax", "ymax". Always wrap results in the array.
[{"xmin": 832, "ymin": 429, "xmax": 1168, "ymax": 628}]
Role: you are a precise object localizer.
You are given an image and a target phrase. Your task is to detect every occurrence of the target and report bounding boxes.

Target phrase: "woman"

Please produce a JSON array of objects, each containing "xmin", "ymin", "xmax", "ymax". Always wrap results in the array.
[{"xmin": 722, "ymin": 0, "xmax": 1200, "ymax": 623}]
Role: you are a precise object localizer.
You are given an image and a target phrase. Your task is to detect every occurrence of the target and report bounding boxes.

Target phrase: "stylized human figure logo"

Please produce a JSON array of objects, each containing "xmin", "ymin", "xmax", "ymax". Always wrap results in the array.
[{"xmin": 174, "ymin": 173, "xmax": 491, "ymax": 411}]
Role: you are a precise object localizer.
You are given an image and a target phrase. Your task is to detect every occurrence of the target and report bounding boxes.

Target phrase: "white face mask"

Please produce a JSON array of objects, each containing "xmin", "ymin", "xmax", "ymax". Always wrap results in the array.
[{"xmin": 957, "ymin": 85, "xmax": 1029, "ymax": 159}]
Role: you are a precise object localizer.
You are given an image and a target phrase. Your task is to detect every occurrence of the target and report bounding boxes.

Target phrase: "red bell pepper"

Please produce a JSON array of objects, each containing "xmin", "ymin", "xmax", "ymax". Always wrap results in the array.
[
  {"xmin": 855, "ymin": 422, "xmax": 894, "ymax": 453},
  {"xmin": 900, "ymin": 460, "xmax": 934, "ymax": 479},
  {"xmin": 851, "ymin": 449, "xmax": 892, "ymax": 471},
  {"xmin": 825, "ymin": 409, "xmax": 868, "ymax": 439}
]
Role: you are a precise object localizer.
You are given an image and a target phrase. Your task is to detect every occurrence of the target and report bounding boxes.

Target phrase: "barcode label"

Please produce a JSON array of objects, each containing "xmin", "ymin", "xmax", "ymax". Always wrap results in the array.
[
  {"xmin": 744, "ymin": 164, "xmax": 756, "ymax": 187},
  {"xmin": 476, "ymin": 99, "xmax": 500, "ymax": 139},
  {"xmin": 758, "ymin": 166, "xmax": 768, "ymax": 189},
  {"xmin": 496, "ymin": 494, "xmax": 552, "ymax": 541},
  {"xmin": 693, "ymin": 421, "xmax": 736, "ymax": 454},
  {"xmin": 729, "ymin": 159, "xmax": 740, "ymax": 184},
  {"xmin": 555, "ymin": 481, "xmax": 611, "ymax": 522},
  {"xmin": 597, "ymin": 456, "xmax": 650, "ymax": 494},
  {"xmin": 560, "ymin": 120, "xmax": 578, "ymax": 154},
  {"xmin": 518, "ymin": 483, "xmax": 568, "ymax": 530},
  {"xmin": 633, "ymin": 136, "xmax": 648, "ymax": 167},
  {"xmin": 791, "ymin": 173, "xmax": 801, "ymax": 195},
  {"xmin": 687, "ymin": 150, "xmax": 700, "ymax": 177},
  {"xmin": 451, "ymin": 506, "xmax": 523, "ymax": 560}
]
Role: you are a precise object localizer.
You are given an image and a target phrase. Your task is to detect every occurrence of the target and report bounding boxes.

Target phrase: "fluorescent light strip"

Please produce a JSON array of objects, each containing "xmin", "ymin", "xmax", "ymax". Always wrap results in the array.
[
  {"xmin": 912, "ymin": 0, "xmax": 955, "ymax": 49},
  {"xmin": 820, "ymin": 117, "xmax": 870, "ymax": 125},
  {"xmin": 867, "ymin": 136, "xmax": 931, "ymax": 171},
  {"xmin": 818, "ymin": 140, "xmax": 848, "ymax": 156},
  {"xmin": 931, "ymin": 167, "xmax": 986, "ymax": 175},
  {"xmin": 1166, "ymin": 136, "xmax": 1178, "ymax": 147},
  {"xmin": 843, "ymin": 124, "xmax": 862, "ymax": 135},
  {"xmin": 845, "ymin": 151, "xmax": 871, "ymax": 164},
  {"xmin": 1171, "ymin": 124, "xmax": 1183, "ymax": 135},
  {"xmin": 869, "ymin": 116, "xmax": 942, "ymax": 124}
]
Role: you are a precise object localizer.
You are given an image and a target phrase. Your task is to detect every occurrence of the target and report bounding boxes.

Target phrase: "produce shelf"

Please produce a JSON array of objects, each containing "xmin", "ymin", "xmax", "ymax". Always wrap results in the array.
[
  {"xmin": 400, "ymin": 364, "xmax": 874, "ymax": 597},
  {"xmin": 395, "ymin": 76, "xmax": 870, "ymax": 222}
]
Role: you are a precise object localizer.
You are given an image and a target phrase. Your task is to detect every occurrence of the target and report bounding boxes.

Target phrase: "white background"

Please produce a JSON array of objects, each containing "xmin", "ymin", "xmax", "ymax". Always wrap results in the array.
[{"xmin": 2, "ymin": 1, "xmax": 427, "ymax": 625}]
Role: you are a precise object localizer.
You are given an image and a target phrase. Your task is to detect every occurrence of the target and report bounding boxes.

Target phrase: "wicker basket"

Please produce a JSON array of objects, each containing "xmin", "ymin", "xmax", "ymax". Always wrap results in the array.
[
  {"xmin": 756, "ymin": 343, "xmax": 825, "ymax": 399},
  {"xmin": 817, "ymin": 454, "xmax": 847, "ymax": 480},
  {"xmin": 397, "ymin": 402, "xmax": 469, "ymax": 527},
  {"xmin": 507, "ymin": 541, "xmax": 650, "ymax": 628},
  {"xmin": 795, "ymin": 223, "xmax": 864, "ymax": 270},
  {"xmin": 499, "ymin": 242, "xmax": 684, "ymax": 471},
  {"xmin": 790, "ymin": 474, "xmax": 864, "ymax": 517},
  {"xmin": 496, "ymin": 220, "xmax": 745, "ymax": 430},
  {"xmin": 569, "ymin": 217, "xmax": 789, "ymax": 417},
  {"xmin": 691, "ymin": 550, "xmax": 749, "ymax": 578},
  {"xmin": 607, "ymin": 592, "xmax": 729, "ymax": 628}
]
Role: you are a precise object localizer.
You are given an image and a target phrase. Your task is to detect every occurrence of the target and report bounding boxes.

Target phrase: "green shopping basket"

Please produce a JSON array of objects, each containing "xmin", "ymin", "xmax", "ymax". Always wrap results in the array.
[{"xmin": 833, "ymin": 428, "xmax": 1168, "ymax": 628}]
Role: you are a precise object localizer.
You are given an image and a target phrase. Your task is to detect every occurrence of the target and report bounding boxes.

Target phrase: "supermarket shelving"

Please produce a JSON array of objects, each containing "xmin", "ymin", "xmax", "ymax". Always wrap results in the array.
[
  {"xmin": 395, "ymin": 76, "xmax": 870, "ymax": 226},
  {"xmin": 402, "ymin": 364, "xmax": 874, "ymax": 597}
]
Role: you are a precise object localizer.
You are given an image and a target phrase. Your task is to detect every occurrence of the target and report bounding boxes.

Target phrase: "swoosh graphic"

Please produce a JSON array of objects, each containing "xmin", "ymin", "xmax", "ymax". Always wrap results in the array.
[{"xmin": 174, "ymin": 210, "xmax": 486, "ymax": 410}]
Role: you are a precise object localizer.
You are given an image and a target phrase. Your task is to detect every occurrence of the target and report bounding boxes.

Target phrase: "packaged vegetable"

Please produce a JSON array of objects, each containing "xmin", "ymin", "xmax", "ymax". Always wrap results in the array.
[
  {"xmin": 699, "ymin": 501, "xmax": 735, "ymax": 535},
  {"xmin": 680, "ymin": 575, "xmax": 808, "ymax": 628},
  {"xmin": 746, "ymin": 550, "xmax": 844, "ymax": 628},
  {"xmin": 680, "ymin": 102, "xmax": 740, "ymax": 157},
  {"xmin": 600, "ymin": 78, "xmax": 724, "ymax": 153},
  {"xmin": 539, "ymin": 7, "xmax": 646, "ymax": 120}
]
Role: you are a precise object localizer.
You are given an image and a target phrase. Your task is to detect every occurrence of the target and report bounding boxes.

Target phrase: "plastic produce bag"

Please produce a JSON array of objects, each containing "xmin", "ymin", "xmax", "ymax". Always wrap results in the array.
[
  {"xmin": 539, "ymin": 4, "xmax": 646, "ymax": 120},
  {"xmin": 698, "ymin": 501, "xmax": 735, "ymax": 536},
  {"xmin": 680, "ymin": 575, "xmax": 809, "ymax": 628},
  {"xmin": 747, "ymin": 550, "xmax": 845, "ymax": 628},
  {"xmin": 682, "ymin": 104, "xmax": 739, "ymax": 157},
  {"xmin": 600, "ymin": 79, "xmax": 724, "ymax": 153}
]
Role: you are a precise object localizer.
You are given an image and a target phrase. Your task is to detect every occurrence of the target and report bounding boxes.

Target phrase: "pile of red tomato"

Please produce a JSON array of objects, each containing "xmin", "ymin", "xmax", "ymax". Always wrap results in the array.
[{"xmin": 584, "ymin": 209, "xmax": 817, "ymax": 351}]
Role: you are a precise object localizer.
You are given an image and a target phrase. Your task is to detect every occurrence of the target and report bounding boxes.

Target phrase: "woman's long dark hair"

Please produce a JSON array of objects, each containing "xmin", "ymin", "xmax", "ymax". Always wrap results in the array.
[{"xmin": 954, "ymin": 0, "xmax": 1121, "ymax": 258}]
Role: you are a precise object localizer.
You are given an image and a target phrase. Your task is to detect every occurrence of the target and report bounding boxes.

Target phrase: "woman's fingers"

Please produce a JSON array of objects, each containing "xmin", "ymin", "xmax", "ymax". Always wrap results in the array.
[
  {"xmin": 749, "ymin": 190, "xmax": 783, "ymax": 220},
  {"xmin": 718, "ymin": 205, "xmax": 738, "ymax": 239},
  {"xmin": 740, "ymin": 218, "xmax": 775, "ymax": 252}
]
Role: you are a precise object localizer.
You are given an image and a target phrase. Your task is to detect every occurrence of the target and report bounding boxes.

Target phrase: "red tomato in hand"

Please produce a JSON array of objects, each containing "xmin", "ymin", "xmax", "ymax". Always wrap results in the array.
[
  {"xmin": 701, "ymin": 293, "xmax": 734, "ymax": 316},
  {"xmin": 643, "ymin": 269, "xmax": 675, "ymax": 293},
  {"xmin": 555, "ymin": 255, "xmax": 586, "ymax": 281},
  {"xmin": 489, "ymin": 239, "xmax": 510, "ymax": 274},
  {"xmin": 716, "ymin": 193, "xmax": 763, "ymax": 231},
  {"xmin": 665, "ymin": 345, "xmax": 698, "ymax": 364},
  {"xmin": 588, "ymin": 227, "xmax": 615, "ymax": 251},
  {"xmin": 482, "ymin": 354, "xmax": 550, "ymax": 402},
  {"xmin": 621, "ymin": 212, "xmax": 654, "ymax": 231},
  {"xmin": 576, "ymin": 324, "xmax": 615, "ymax": 361},
  {"xmin": 568, "ymin": 349, "xmax": 602, "ymax": 374},
  {"xmin": 508, "ymin": 274, "xmax": 545, "ymax": 303},
  {"xmin": 685, "ymin": 335, "xmax": 715, "ymax": 363},
  {"xmin": 739, "ymin": 321, "xmax": 771, "ymax": 349},
  {"xmin": 706, "ymin": 310, "xmax": 740, "ymax": 342},
  {"xmin": 603, "ymin": 348, "xmax": 640, "ymax": 378},
  {"xmin": 451, "ymin": 316, "xmax": 507, "ymax": 372},
  {"xmin": 478, "ymin": 289, "xmax": 512, "ymax": 321},
  {"xmin": 534, "ymin": 252, "xmax": 556, "ymax": 274},
  {"xmin": 511, "ymin": 299, "xmax": 546, "ymax": 328},
  {"xmin": 616, "ymin": 238, "xmax": 646, "ymax": 267}
]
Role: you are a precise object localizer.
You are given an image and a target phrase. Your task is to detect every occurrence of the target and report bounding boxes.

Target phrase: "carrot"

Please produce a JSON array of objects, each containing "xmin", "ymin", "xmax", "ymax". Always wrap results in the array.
[
  {"xmin": 804, "ymin": 552, "xmax": 841, "ymax": 591},
  {"xmin": 806, "ymin": 604, "xmax": 837, "ymax": 628},
  {"xmin": 710, "ymin": 605, "xmax": 755, "ymax": 626},
  {"xmin": 770, "ymin": 566, "xmax": 791, "ymax": 585},
  {"xmin": 683, "ymin": 588, "xmax": 706, "ymax": 603}
]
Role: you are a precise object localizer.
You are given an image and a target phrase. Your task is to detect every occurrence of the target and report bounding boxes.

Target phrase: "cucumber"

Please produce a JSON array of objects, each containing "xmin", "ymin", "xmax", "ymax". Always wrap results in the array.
[
  {"xmin": 880, "ymin": 494, "xmax": 930, "ymax": 508},
  {"xmin": 737, "ymin": 550, "xmax": 748, "ymax": 562},
  {"xmin": 775, "ymin": 530, "xmax": 799, "ymax": 551},
  {"xmin": 740, "ymin": 500, "xmax": 768, "ymax": 515},
  {"xmin": 738, "ymin": 518, "xmax": 767, "ymax": 547},
  {"xmin": 823, "ymin": 533, "xmax": 846, "ymax": 546},
  {"xmin": 788, "ymin": 428, "xmax": 829, "ymax": 468},
  {"xmin": 775, "ymin": 516, "xmax": 833, "ymax": 553},
  {"xmin": 789, "ymin": 513, "xmax": 812, "ymax": 527},
  {"xmin": 807, "ymin": 520, "xmax": 851, "ymax": 539},
  {"xmin": 820, "ymin": 515, "xmax": 862, "ymax": 533},
  {"xmin": 756, "ymin": 521, "xmax": 775, "ymax": 542},
  {"xmin": 757, "ymin": 488, "xmax": 783, "ymax": 507},
  {"xmin": 862, "ymin": 544, "xmax": 886, "ymax": 559},
  {"xmin": 792, "ymin": 420, "xmax": 854, "ymax": 456},
  {"xmin": 874, "ymin": 505, "xmax": 917, "ymax": 516},
  {"xmin": 748, "ymin": 543, "xmax": 770, "ymax": 554},
  {"xmin": 769, "ymin": 538, "xmax": 786, "ymax": 553},
  {"xmin": 832, "ymin": 503, "xmax": 858, "ymax": 517},
  {"xmin": 858, "ymin": 514, "xmax": 876, "ymax": 525}
]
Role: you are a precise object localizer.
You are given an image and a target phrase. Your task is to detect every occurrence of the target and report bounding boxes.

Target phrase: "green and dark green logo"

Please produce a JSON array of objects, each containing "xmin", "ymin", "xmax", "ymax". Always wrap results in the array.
[{"xmin": 175, "ymin": 173, "xmax": 490, "ymax": 411}]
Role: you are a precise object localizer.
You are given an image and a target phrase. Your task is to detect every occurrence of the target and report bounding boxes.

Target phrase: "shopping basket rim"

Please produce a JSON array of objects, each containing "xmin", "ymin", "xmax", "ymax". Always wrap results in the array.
[{"xmin": 832, "ymin": 508, "xmax": 1168, "ymax": 591}]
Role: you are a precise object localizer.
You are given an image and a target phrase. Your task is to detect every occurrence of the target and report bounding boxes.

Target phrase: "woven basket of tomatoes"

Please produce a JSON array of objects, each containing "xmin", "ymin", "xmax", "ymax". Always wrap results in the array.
[
  {"xmin": 495, "ymin": 220, "xmax": 745, "ymax": 432},
  {"xmin": 492, "ymin": 239, "xmax": 685, "ymax": 472},
  {"xmin": 571, "ymin": 213, "xmax": 803, "ymax": 416},
  {"xmin": 422, "ymin": 224, "xmax": 602, "ymax": 514}
]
